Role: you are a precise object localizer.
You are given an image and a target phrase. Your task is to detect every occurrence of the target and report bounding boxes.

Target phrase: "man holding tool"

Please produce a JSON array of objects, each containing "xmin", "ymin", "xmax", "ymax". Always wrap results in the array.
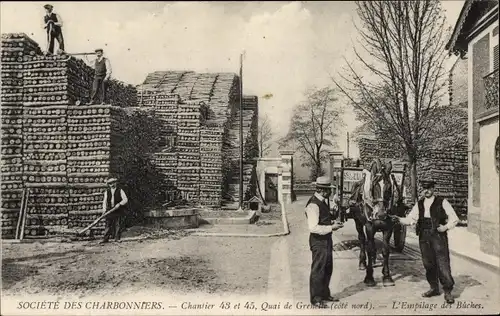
[
  {"xmin": 305, "ymin": 176, "xmax": 344, "ymax": 308},
  {"xmin": 43, "ymin": 4, "xmax": 65, "ymax": 55},
  {"xmin": 100, "ymin": 177, "xmax": 128, "ymax": 244}
]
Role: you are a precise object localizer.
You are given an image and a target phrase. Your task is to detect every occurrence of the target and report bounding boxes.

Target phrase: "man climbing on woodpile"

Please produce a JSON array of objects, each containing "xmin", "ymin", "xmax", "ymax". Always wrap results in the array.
[
  {"xmin": 43, "ymin": 4, "xmax": 65, "ymax": 55},
  {"xmin": 100, "ymin": 177, "xmax": 128, "ymax": 244},
  {"xmin": 87, "ymin": 48, "xmax": 112, "ymax": 105}
]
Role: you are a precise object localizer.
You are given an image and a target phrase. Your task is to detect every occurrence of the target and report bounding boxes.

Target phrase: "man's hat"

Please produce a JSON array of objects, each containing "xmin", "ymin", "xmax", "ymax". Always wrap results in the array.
[
  {"xmin": 95, "ymin": 48, "xmax": 103, "ymax": 53},
  {"xmin": 43, "ymin": 4, "xmax": 53, "ymax": 9},
  {"xmin": 420, "ymin": 179, "xmax": 436, "ymax": 189},
  {"xmin": 315, "ymin": 176, "xmax": 333, "ymax": 189},
  {"xmin": 106, "ymin": 177, "xmax": 118, "ymax": 185}
]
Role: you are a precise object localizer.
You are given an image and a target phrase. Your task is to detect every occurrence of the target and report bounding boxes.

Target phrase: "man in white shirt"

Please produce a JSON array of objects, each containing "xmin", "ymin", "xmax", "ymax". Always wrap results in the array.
[
  {"xmin": 392, "ymin": 179, "xmax": 458, "ymax": 304},
  {"xmin": 87, "ymin": 48, "xmax": 112, "ymax": 105},
  {"xmin": 305, "ymin": 176, "xmax": 344, "ymax": 308},
  {"xmin": 100, "ymin": 177, "xmax": 128, "ymax": 244},
  {"xmin": 43, "ymin": 4, "xmax": 65, "ymax": 55}
]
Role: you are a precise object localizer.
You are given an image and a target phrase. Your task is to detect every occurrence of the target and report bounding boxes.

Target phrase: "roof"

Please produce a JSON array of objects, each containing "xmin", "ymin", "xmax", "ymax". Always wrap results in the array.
[
  {"xmin": 247, "ymin": 196, "xmax": 263, "ymax": 203},
  {"xmin": 446, "ymin": 0, "xmax": 499, "ymax": 56}
]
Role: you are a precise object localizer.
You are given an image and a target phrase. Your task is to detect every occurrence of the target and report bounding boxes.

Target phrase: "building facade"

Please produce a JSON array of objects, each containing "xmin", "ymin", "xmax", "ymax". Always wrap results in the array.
[{"xmin": 447, "ymin": 0, "xmax": 499, "ymax": 257}]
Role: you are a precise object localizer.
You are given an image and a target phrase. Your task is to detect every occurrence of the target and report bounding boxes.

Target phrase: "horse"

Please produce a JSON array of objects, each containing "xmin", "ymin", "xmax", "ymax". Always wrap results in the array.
[{"xmin": 348, "ymin": 159, "xmax": 407, "ymax": 287}]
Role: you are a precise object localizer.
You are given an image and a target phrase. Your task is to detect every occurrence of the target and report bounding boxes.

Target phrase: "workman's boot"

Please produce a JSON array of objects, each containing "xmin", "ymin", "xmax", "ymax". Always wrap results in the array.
[
  {"xmin": 444, "ymin": 292, "xmax": 455, "ymax": 304},
  {"xmin": 421, "ymin": 289, "xmax": 440, "ymax": 298}
]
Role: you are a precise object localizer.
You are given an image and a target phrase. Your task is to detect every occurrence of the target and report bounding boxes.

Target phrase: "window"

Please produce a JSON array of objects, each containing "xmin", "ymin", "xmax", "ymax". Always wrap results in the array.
[{"xmin": 491, "ymin": 26, "xmax": 498, "ymax": 71}]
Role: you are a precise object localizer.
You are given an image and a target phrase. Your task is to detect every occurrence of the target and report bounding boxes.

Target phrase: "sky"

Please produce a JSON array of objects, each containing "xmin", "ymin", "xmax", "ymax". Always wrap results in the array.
[{"xmin": 1, "ymin": 1, "xmax": 465, "ymax": 174}]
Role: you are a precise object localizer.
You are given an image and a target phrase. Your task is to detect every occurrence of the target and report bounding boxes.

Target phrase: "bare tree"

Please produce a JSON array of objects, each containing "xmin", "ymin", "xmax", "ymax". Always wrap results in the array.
[
  {"xmin": 280, "ymin": 87, "xmax": 344, "ymax": 180},
  {"xmin": 258, "ymin": 114, "xmax": 274, "ymax": 157},
  {"xmin": 332, "ymin": 0, "xmax": 450, "ymax": 200}
]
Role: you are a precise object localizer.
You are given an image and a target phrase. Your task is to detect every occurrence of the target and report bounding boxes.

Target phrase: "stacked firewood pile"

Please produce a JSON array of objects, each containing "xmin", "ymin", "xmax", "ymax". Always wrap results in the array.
[
  {"xmin": 0, "ymin": 34, "xmax": 38, "ymax": 238},
  {"xmin": 356, "ymin": 135, "xmax": 468, "ymax": 217},
  {"xmin": 418, "ymin": 146, "xmax": 468, "ymax": 216},
  {"xmin": 23, "ymin": 55, "xmax": 93, "ymax": 105},
  {"xmin": 223, "ymin": 106, "xmax": 259, "ymax": 202},
  {"xmin": 151, "ymin": 93, "xmax": 179, "ymax": 189},
  {"xmin": 1, "ymin": 106, "xmax": 24, "ymax": 239},
  {"xmin": 199, "ymin": 123, "xmax": 225, "ymax": 206},
  {"xmin": 134, "ymin": 70, "xmax": 260, "ymax": 208},
  {"xmin": 22, "ymin": 104, "xmax": 69, "ymax": 238},
  {"xmin": 357, "ymin": 137, "xmax": 404, "ymax": 163},
  {"xmin": 190, "ymin": 73, "xmax": 218, "ymax": 102},
  {"xmin": 65, "ymin": 105, "xmax": 126, "ymax": 235},
  {"xmin": 172, "ymin": 72, "xmax": 199, "ymax": 99},
  {"xmin": 209, "ymin": 73, "xmax": 239, "ymax": 117},
  {"xmin": 176, "ymin": 100, "xmax": 202, "ymax": 202},
  {"xmin": 137, "ymin": 86, "xmax": 159, "ymax": 107},
  {"xmin": 105, "ymin": 79, "xmax": 137, "ymax": 108}
]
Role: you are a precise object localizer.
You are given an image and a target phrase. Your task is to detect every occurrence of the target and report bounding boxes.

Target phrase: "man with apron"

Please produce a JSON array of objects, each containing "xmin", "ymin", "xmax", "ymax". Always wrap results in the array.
[
  {"xmin": 100, "ymin": 177, "xmax": 128, "ymax": 244},
  {"xmin": 393, "ymin": 179, "xmax": 459, "ymax": 304}
]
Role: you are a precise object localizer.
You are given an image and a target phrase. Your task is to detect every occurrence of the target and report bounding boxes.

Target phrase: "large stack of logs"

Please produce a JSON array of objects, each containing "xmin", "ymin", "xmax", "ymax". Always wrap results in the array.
[
  {"xmin": 199, "ymin": 122, "xmax": 225, "ymax": 206},
  {"xmin": 418, "ymin": 147, "xmax": 468, "ymax": 216},
  {"xmin": 176, "ymin": 100, "xmax": 202, "ymax": 202},
  {"xmin": 0, "ymin": 33, "xmax": 140, "ymax": 238},
  {"xmin": 1, "ymin": 33, "xmax": 41, "ymax": 238},
  {"xmin": 151, "ymin": 93, "xmax": 179, "ymax": 189},
  {"xmin": 22, "ymin": 104, "xmax": 69, "ymax": 238},
  {"xmin": 105, "ymin": 80, "xmax": 137, "ymax": 107},
  {"xmin": 356, "ymin": 132, "xmax": 468, "ymax": 217},
  {"xmin": 23, "ymin": 55, "xmax": 93, "ymax": 106},
  {"xmin": 137, "ymin": 71, "xmax": 247, "ymax": 207},
  {"xmin": 66, "ymin": 105, "xmax": 126, "ymax": 235}
]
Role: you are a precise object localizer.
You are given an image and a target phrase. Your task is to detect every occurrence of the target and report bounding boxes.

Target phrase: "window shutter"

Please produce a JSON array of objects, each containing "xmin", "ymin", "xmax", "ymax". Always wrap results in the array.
[{"xmin": 494, "ymin": 44, "xmax": 499, "ymax": 70}]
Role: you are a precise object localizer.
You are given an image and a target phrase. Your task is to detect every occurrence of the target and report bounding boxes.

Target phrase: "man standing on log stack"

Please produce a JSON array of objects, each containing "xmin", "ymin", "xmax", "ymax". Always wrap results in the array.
[
  {"xmin": 100, "ymin": 177, "xmax": 128, "ymax": 244},
  {"xmin": 305, "ymin": 176, "xmax": 344, "ymax": 308},
  {"xmin": 392, "ymin": 179, "xmax": 459, "ymax": 304},
  {"xmin": 43, "ymin": 4, "xmax": 65, "ymax": 55},
  {"xmin": 87, "ymin": 48, "xmax": 112, "ymax": 105}
]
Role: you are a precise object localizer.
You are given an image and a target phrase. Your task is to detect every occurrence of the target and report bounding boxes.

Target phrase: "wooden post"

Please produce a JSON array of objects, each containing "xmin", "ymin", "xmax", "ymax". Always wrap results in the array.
[
  {"xmin": 339, "ymin": 159, "xmax": 345, "ymax": 209},
  {"xmin": 15, "ymin": 188, "xmax": 27, "ymax": 240},
  {"xmin": 239, "ymin": 53, "xmax": 244, "ymax": 209}
]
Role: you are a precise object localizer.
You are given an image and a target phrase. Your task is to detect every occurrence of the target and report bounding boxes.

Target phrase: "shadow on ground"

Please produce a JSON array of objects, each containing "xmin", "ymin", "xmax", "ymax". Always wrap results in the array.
[{"xmin": 331, "ymin": 239, "xmax": 483, "ymax": 301}]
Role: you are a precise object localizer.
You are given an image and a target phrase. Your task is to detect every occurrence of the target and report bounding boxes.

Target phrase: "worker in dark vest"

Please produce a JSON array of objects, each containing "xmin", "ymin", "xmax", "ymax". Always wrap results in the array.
[
  {"xmin": 392, "ymin": 179, "xmax": 458, "ymax": 304},
  {"xmin": 305, "ymin": 176, "xmax": 344, "ymax": 308},
  {"xmin": 43, "ymin": 4, "xmax": 65, "ymax": 55},
  {"xmin": 88, "ymin": 48, "xmax": 112, "ymax": 105},
  {"xmin": 100, "ymin": 177, "xmax": 128, "ymax": 244}
]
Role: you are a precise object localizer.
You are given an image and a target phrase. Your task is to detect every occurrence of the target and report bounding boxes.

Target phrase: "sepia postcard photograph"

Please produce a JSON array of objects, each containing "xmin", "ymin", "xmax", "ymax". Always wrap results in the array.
[{"xmin": 0, "ymin": 1, "xmax": 499, "ymax": 315}]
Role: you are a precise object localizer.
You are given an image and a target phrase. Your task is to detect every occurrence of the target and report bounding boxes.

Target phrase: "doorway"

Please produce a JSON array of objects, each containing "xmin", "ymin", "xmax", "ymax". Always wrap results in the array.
[{"xmin": 265, "ymin": 173, "xmax": 278, "ymax": 203}]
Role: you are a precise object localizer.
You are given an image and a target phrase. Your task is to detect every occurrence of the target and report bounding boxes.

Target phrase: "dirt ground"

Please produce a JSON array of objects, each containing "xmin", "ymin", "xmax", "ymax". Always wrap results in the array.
[{"xmin": 2, "ymin": 226, "xmax": 276, "ymax": 298}]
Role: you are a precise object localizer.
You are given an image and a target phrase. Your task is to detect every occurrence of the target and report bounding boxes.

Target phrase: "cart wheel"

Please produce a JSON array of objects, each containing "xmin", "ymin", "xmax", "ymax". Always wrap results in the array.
[{"xmin": 393, "ymin": 224, "xmax": 406, "ymax": 253}]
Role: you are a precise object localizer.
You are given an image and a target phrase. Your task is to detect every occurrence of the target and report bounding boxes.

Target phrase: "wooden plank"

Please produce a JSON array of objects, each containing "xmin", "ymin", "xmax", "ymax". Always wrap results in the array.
[
  {"xmin": 19, "ymin": 189, "xmax": 30, "ymax": 240},
  {"xmin": 14, "ymin": 188, "xmax": 26, "ymax": 240}
]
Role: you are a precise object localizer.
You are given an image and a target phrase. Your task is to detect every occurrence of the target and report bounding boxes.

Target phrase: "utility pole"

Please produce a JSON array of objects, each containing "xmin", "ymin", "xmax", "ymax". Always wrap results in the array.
[
  {"xmin": 238, "ymin": 53, "xmax": 244, "ymax": 210},
  {"xmin": 346, "ymin": 132, "xmax": 350, "ymax": 159}
]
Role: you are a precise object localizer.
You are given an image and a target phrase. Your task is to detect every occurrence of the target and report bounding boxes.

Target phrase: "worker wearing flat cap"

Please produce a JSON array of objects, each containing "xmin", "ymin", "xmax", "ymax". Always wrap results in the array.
[
  {"xmin": 392, "ymin": 179, "xmax": 459, "ymax": 304},
  {"xmin": 43, "ymin": 4, "xmax": 65, "ymax": 55},
  {"xmin": 100, "ymin": 177, "xmax": 128, "ymax": 244},
  {"xmin": 305, "ymin": 176, "xmax": 344, "ymax": 308},
  {"xmin": 87, "ymin": 48, "xmax": 112, "ymax": 105}
]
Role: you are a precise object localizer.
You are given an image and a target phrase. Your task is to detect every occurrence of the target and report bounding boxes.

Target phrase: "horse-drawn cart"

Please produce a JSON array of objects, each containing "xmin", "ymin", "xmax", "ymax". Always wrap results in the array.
[{"xmin": 336, "ymin": 164, "xmax": 409, "ymax": 253}]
